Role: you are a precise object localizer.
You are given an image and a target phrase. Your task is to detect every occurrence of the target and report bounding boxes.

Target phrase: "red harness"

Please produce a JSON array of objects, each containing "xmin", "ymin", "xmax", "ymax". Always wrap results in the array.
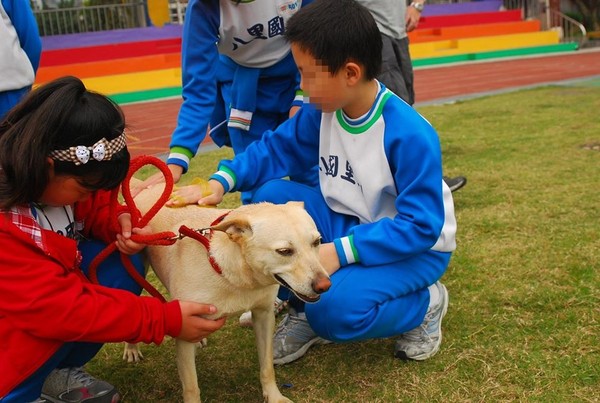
[{"xmin": 178, "ymin": 212, "xmax": 230, "ymax": 275}]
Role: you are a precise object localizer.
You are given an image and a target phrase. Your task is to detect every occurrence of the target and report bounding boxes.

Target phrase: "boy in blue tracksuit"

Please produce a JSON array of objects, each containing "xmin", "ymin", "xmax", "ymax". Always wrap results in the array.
[
  {"xmin": 137, "ymin": 0, "xmax": 317, "ymax": 203},
  {"xmin": 194, "ymin": 0, "xmax": 457, "ymax": 363},
  {"xmin": 0, "ymin": 0, "xmax": 41, "ymax": 119}
]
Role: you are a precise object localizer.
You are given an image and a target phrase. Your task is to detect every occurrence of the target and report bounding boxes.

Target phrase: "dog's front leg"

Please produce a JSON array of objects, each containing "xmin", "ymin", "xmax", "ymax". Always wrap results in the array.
[
  {"xmin": 122, "ymin": 342, "xmax": 144, "ymax": 363},
  {"xmin": 252, "ymin": 308, "xmax": 293, "ymax": 403},
  {"xmin": 176, "ymin": 339, "xmax": 202, "ymax": 403}
]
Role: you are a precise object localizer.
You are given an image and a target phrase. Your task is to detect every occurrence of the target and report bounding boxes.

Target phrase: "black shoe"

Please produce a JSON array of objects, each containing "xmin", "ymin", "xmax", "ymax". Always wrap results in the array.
[{"xmin": 443, "ymin": 176, "xmax": 467, "ymax": 192}]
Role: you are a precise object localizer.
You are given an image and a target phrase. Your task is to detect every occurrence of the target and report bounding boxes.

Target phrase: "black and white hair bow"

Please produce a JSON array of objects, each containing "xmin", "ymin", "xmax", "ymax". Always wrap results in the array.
[{"xmin": 49, "ymin": 133, "xmax": 127, "ymax": 165}]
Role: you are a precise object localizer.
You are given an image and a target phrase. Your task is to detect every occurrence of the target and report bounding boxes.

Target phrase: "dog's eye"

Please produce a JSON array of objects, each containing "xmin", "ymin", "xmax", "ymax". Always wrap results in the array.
[
  {"xmin": 312, "ymin": 237, "xmax": 322, "ymax": 247},
  {"xmin": 276, "ymin": 248, "xmax": 294, "ymax": 256}
]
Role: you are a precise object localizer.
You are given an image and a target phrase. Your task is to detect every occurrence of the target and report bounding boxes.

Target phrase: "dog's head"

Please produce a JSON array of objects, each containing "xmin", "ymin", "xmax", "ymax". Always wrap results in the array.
[{"xmin": 211, "ymin": 201, "xmax": 331, "ymax": 303}]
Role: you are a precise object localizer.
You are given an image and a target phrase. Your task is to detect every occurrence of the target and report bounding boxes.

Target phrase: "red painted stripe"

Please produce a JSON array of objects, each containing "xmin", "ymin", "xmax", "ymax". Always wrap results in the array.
[
  {"xmin": 39, "ymin": 38, "xmax": 181, "ymax": 67},
  {"xmin": 418, "ymin": 10, "xmax": 522, "ymax": 30}
]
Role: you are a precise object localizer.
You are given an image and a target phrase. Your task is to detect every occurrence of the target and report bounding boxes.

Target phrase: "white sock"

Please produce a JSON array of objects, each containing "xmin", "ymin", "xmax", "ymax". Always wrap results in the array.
[{"xmin": 428, "ymin": 283, "xmax": 440, "ymax": 307}]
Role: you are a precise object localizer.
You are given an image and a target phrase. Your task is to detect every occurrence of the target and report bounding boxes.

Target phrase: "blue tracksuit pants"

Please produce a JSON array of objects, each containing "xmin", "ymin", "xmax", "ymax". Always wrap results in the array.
[{"xmin": 251, "ymin": 179, "xmax": 451, "ymax": 342}]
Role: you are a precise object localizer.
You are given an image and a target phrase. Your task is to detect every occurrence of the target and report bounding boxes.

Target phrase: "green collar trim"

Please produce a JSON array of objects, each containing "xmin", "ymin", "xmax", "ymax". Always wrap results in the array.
[{"xmin": 335, "ymin": 89, "xmax": 392, "ymax": 135}]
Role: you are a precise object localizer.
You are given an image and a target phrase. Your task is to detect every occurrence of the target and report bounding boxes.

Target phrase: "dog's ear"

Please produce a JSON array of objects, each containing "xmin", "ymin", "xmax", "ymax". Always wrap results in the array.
[
  {"xmin": 286, "ymin": 201, "xmax": 305, "ymax": 209},
  {"xmin": 212, "ymin": 218, "xmax": 252, "ymax": 242}
]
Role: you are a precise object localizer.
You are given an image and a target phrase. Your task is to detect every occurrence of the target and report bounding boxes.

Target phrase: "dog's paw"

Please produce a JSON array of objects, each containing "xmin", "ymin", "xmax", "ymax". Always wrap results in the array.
[
  {"xmin": 123, "ymin": 342, "xmax": 144, "ymax": 363},
  {"xmin": 263, "ymin": 393, "xmax": 293, "ymax": 403},
  {"xmin": 196, "ymin": 338, "xmax": 208, "ymax": 348}
]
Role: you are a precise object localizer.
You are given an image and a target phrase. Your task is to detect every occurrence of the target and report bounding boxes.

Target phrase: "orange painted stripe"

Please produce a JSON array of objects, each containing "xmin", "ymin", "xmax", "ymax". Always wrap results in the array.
[
  {"xmin": 409, "ymin": 20, "xmax": 541, "ymax": 44},
  {"xmin": 35, "ymin": 53, "xmax": 181, "ymax": 84}
]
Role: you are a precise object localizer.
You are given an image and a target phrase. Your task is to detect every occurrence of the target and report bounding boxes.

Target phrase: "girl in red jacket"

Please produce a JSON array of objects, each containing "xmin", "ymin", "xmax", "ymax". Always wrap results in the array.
[{"xmin": 0, "ymin": 76, "xmax": 226, "ymax": 403}]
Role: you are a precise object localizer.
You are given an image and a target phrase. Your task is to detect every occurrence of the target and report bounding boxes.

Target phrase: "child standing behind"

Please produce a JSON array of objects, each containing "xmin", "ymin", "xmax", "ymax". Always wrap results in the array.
[
  {"xmin": 0, "ymin": 77, "xmax": 225, "ymax": 403},
  {"xmin": 0, "ymin": 0, "xmax": 42, "ymax": 119},
  {"xmin": 193, "ymin": 0, "xmax": 457, "ymax": 363},
  {"xmin": 135, "ymin": 0, "xmax": 318, "ymax": 203}
]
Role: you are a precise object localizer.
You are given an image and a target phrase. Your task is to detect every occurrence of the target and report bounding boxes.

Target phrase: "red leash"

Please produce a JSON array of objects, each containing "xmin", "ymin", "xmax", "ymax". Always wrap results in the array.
[{"xmin": 87, "ymin": 155, "xmax": 177, "ymax": 302}]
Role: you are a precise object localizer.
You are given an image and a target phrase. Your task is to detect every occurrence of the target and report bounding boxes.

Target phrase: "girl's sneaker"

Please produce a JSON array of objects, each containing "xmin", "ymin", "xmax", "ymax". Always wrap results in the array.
[{"xmin": 41, "ymin": 367, "xmax": 120, "ymax": 403}]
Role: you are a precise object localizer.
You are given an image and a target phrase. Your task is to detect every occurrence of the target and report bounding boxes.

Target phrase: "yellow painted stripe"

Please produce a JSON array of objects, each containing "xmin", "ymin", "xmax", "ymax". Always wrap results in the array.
[
  {"xmin": 81, "ymin": 68, "xmax": 182, "ymax": 95},
  {"xmin": 410, "ymin": 31, "xmax": 560, "ymax": 59}
]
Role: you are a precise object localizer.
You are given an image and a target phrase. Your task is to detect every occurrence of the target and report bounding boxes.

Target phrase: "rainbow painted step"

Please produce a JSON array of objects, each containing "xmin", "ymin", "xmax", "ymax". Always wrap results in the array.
[
  {"xmin": 418, "ymin": 10, "xmax": 522, "ymax": 30},
  {"xmin": 421, "ymin": 0, "xmax": 503, "ymax": 17},
  {"xmin": 39, "ymin": 25, "xmax": 182, "ymax": 67},
  {"xmin": 411, "ymin": 42, "xmax": 579, "ymax": 67},
  {"xmin": 34, "ymin": 10, "xmax": 578, "ymax": 106},
  {"xmin": 409, "ymin": 20, "xmax": 541, "ymax": 43},
  {"xmin": 97, "ymin": 43, "xmax": 579, "ymax": 105},
  {"xmin": 36, "ymin": 53, "xmax": 181, "ymax": 83},
  {"xmin": 410, "ymin": 31, "xmax": 561, "ymax": 59}
]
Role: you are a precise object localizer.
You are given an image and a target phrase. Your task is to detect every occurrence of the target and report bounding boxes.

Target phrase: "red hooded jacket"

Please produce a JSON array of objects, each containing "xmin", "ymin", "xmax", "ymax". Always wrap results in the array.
[{"xmin": 0, "ymin": 190, "xmax": 182, "ymax": 397}]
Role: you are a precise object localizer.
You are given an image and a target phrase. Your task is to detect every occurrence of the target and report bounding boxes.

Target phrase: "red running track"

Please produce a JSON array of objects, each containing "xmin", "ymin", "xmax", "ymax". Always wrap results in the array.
[{"xmin": 123, "ymin": 48, "xmax": 600, "ymax": 158}]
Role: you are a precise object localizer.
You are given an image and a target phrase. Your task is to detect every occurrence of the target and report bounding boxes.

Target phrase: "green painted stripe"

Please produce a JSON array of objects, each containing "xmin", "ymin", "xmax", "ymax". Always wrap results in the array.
[
  {"xmin": 413, "ymin": 43, "xmax": 579, "ymax": 67},
  {"xmin": 109, "ymin": 87, "xmax": 182, "ymax": 105}
]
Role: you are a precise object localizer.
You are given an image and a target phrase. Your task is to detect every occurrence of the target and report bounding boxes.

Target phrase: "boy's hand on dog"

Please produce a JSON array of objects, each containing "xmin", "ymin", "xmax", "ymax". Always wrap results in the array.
[
  {"xmin": 131, "ymin": 164, "xmax": 184, "ymax": 197},
  {"xmin": 197, "ymin": 180, "xmax": 225, "ymax": 206},
  {"xmin": 166, "ymin": 184, "xmax": 207, "ymax": 207},
  {"xmin": 166, "ymin": 179, "xmax": 225, "ymax": 207},
  {"xmin": 177, "ymin": 301, "xmax": 227, "ymax": 343}
]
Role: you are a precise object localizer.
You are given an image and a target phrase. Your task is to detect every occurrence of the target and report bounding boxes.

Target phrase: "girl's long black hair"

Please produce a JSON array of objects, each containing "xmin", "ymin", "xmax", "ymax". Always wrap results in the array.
[{"xmin": 0, "ymin": 76, "xmax": 130, "ymax": 209}]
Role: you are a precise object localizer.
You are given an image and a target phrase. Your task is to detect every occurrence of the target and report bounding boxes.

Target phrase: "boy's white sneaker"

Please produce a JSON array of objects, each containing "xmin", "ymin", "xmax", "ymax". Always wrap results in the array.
[
  {"xmin": 273, "ymin": 308, "xmax": 331, "ymax": 365},
  {"xmin": 394, "ymin": 281, "xmax": 449, "ymax": 361}
]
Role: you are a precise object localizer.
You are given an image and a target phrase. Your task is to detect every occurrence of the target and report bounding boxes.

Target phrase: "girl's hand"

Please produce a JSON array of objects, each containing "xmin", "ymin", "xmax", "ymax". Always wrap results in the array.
[
  {"xmin": 177, "ymin": 301, "xmax": 227, "ymax": 343},
  {"xmin": 116, "ymin": 213, "xmax": 152, "ymax": 254}
]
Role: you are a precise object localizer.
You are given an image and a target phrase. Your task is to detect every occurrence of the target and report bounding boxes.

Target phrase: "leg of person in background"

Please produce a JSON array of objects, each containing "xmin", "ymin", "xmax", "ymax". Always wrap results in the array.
[
  {"xmin": 379, "ymin": 35, "xmax": 415, "ymax": 106},
  {"xmin": 378, "ymin": 34, "xmax": 467, "ymax": 193}
]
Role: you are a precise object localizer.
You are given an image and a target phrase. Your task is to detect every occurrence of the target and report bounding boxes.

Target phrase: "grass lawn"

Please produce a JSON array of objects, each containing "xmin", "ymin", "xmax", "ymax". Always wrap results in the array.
[{"xmin": 89, "ymin": 84, "xmax": 600, "ymax": 402}]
